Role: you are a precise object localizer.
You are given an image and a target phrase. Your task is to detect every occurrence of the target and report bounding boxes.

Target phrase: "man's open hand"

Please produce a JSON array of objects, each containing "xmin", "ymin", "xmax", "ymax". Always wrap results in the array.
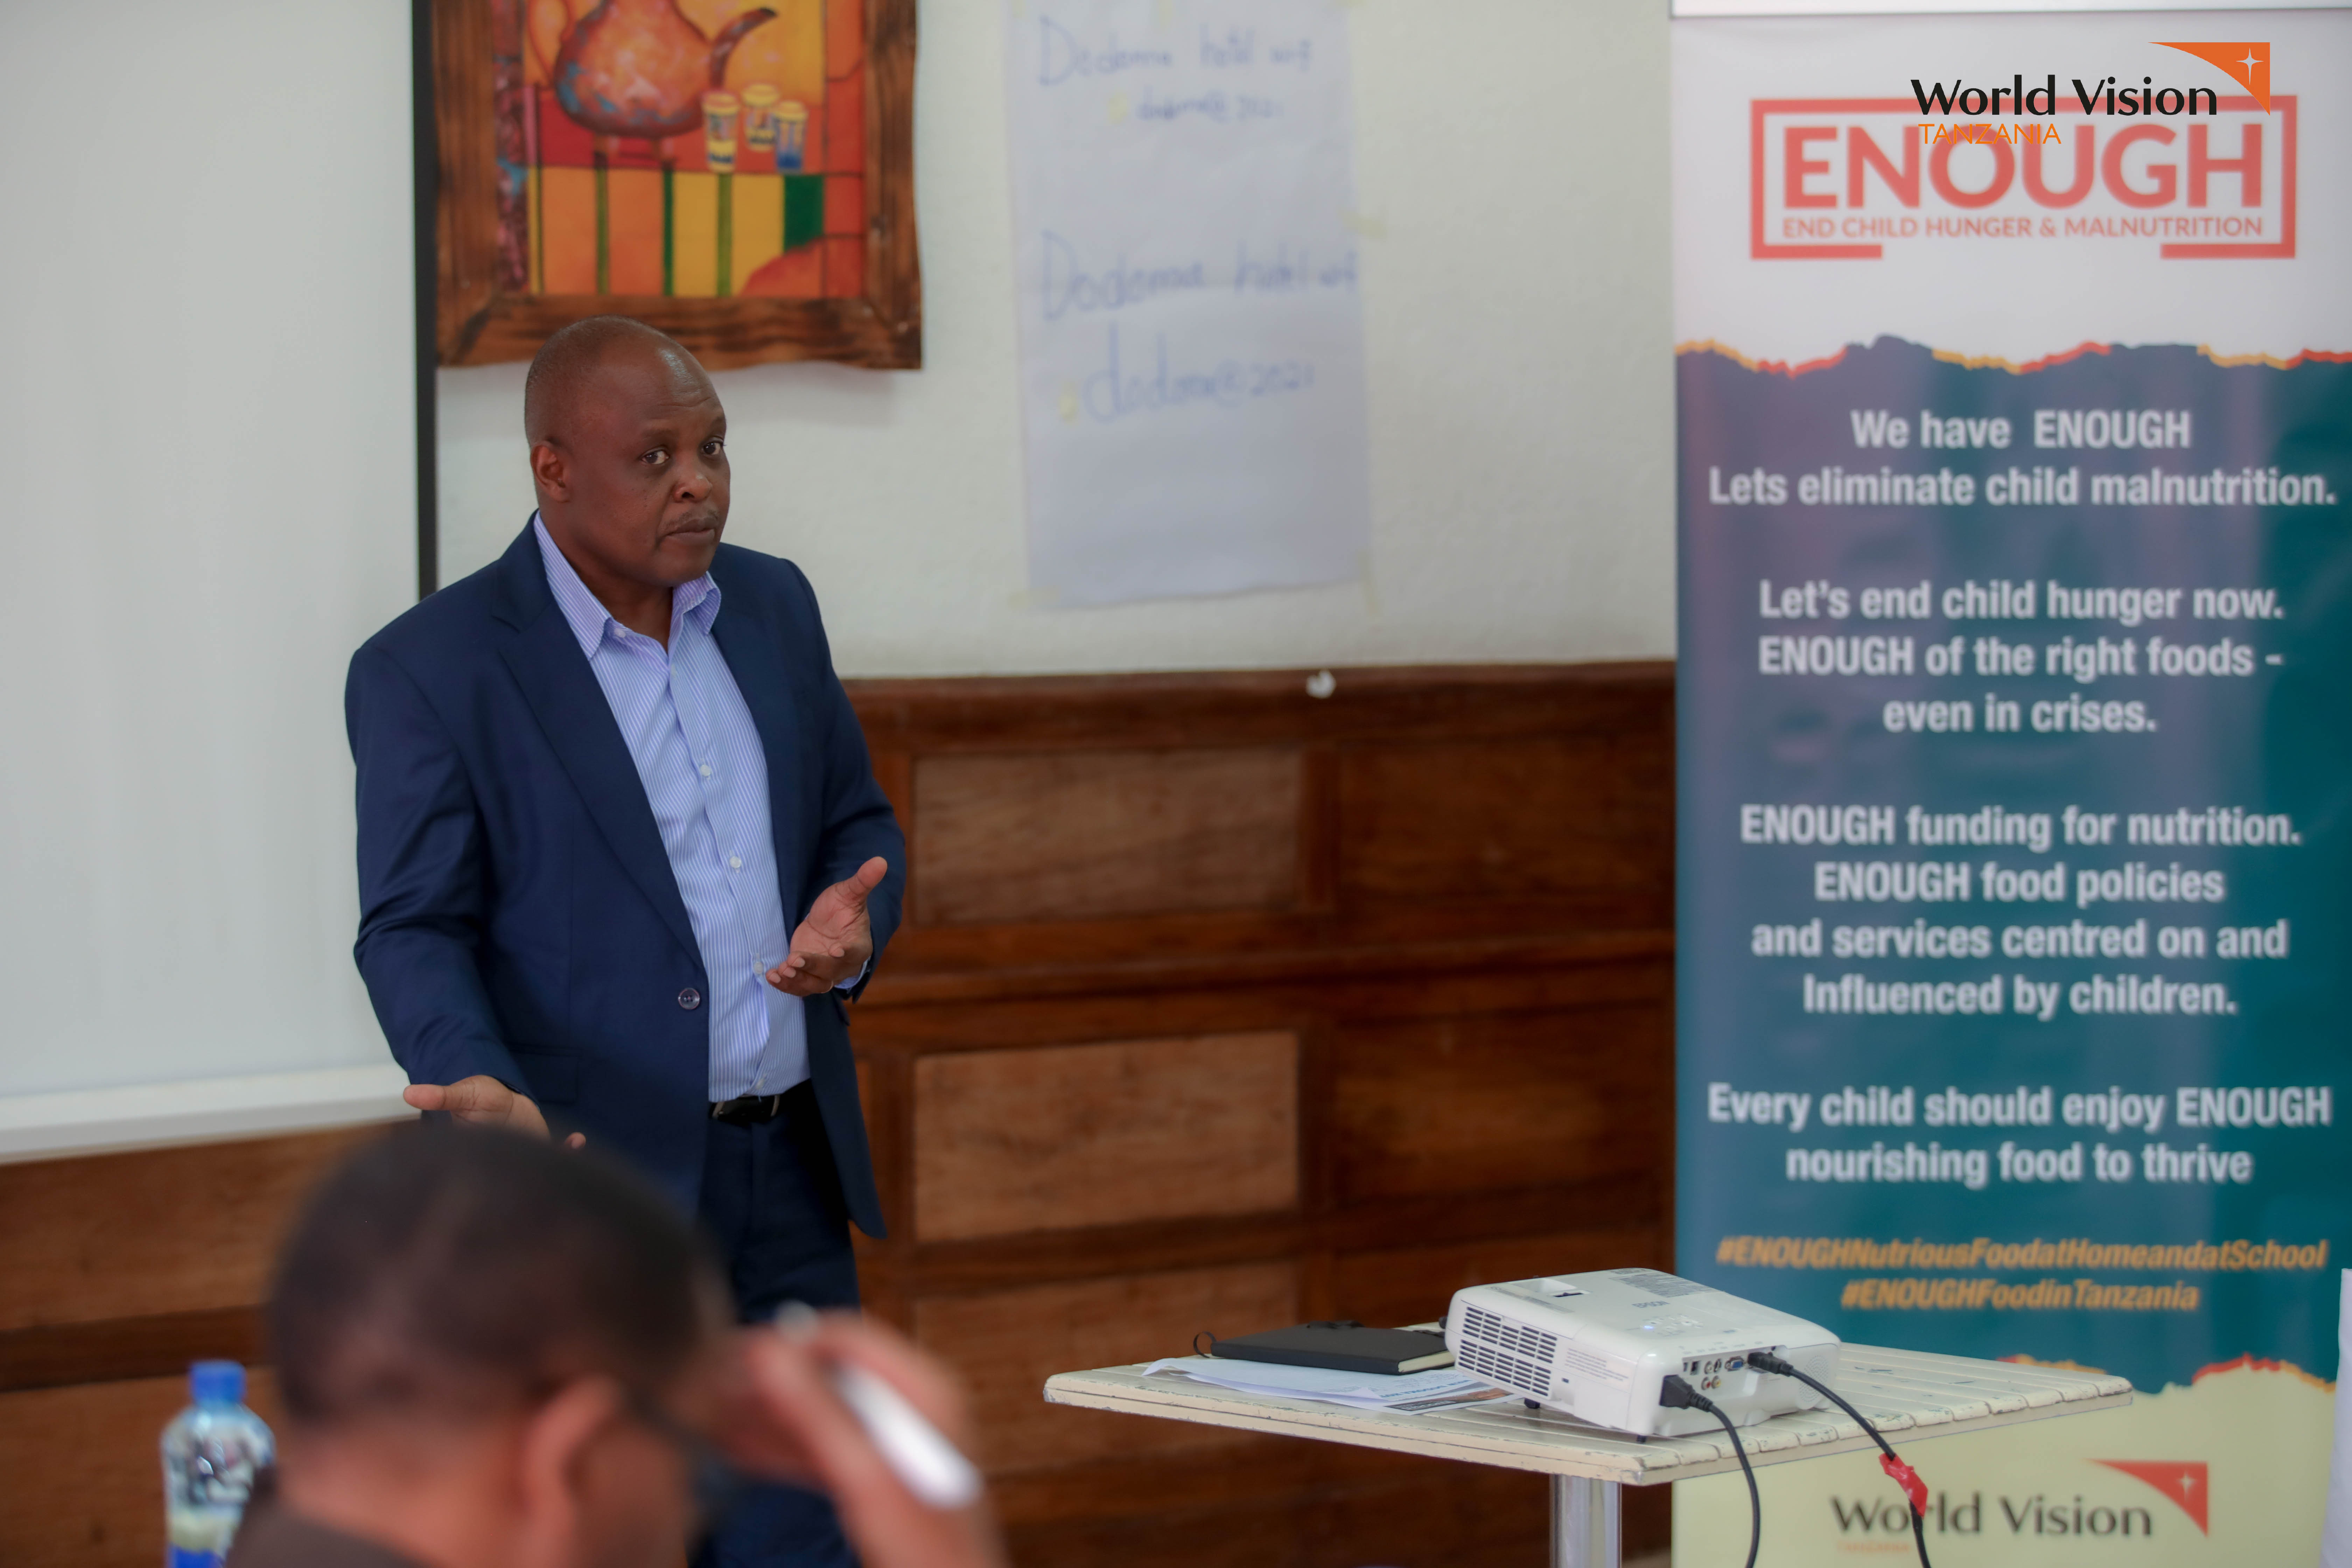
[
  {"xmin": 403, "ymin": 1075, "xmax": 585, "ymax": 1148},
  {"xmin": 767, "ymin": 857, "xmax": 888, "ymax": 997}
]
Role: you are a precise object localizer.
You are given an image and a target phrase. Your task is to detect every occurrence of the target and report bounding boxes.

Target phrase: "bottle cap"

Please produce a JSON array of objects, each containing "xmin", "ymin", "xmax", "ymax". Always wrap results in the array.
[{"xmin": 191, "ymin": 1360, "xmax": 245, "ymax": 1405}]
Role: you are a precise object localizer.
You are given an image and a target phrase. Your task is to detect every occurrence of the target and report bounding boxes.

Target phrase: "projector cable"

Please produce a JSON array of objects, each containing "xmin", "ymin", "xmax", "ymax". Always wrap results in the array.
[
  {"xmin": 1659, "ymin": 1373, "xmax": 1758, "ymax": 1568},
  {"xmin": 1748, "ymin": 1350, "xmax": 1932, "ymax": 1568}
]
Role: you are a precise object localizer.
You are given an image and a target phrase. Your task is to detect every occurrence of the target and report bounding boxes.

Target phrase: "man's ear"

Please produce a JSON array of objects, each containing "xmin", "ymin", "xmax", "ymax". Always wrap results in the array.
[
  {"xmin": 514, "ymin": 1378, "xmax": 622, "ymax": 1557},
  {"xmin": 530, "ymin": 440, "xmax": 570, "ymax": 501}
]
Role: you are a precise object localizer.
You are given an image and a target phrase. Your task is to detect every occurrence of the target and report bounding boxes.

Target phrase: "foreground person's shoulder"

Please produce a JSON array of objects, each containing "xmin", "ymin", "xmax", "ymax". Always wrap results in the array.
[{"xmin": 224, "ymin": 1506, "xmax": 428, "ymax": 1568}]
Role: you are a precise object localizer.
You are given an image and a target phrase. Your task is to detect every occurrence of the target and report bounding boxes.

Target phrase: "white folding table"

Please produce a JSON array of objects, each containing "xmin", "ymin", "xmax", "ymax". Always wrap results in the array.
[{"xmin": 1044, "ymin": 1343, "xmax": 2131, "ymax": 1568}]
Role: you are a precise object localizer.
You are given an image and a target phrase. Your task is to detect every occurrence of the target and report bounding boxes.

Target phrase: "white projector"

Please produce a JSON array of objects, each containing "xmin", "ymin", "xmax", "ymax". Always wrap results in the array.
[{"xmin": 1444, "ymin": 1268, "xmax": 1842, "ymax": 1437}]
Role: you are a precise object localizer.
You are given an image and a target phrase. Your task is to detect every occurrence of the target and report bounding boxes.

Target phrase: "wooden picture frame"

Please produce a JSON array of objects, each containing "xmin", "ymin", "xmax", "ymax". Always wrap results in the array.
[{"xmin": 427, "ymin": 0, "xmax": 918, "ymax": 369}]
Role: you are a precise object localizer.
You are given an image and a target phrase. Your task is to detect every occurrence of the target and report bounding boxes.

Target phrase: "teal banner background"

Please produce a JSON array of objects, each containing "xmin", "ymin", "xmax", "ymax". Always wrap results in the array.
[{"xmin": 1674, "ymin": 337, "xmax": 2352, "ymax": 1393}]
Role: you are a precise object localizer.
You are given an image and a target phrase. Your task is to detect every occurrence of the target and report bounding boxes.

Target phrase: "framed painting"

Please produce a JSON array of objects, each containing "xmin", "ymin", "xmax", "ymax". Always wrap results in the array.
[{"xmin": 427, "ymin": 0, "xmax": 918, "ymax": 368}]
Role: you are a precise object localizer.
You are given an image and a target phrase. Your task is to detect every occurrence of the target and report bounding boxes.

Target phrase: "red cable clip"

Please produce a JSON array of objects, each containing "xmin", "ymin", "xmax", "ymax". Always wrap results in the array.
[{"xmin": 1880, "ymin": 1453, "xmax": 1928, "ymax": 1517}]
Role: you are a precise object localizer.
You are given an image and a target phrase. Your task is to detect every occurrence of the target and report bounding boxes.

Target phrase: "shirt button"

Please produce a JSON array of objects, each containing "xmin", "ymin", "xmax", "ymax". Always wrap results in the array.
[
  {"xmin": 677, "ymin": 987, "xmax": 702, "ymax": 1010},
  {"xmin": 729, "ymin": 855, "xmax": 743, "ymax": 870},
  {"xmin": 700, "ymin": 763, "xmax": 713, "ymax": 777}
]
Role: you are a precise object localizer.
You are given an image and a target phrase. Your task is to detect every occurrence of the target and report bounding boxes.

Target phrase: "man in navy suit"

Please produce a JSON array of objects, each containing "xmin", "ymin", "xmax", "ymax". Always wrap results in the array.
[{"xmin": 345, "ymin": 316, "xmax": 906, "ymax": 1568}]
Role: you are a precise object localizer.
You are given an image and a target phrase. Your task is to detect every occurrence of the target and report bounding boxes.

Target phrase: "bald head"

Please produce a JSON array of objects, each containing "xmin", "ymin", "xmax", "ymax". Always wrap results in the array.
[
  {"xmin": 523, "ymin": 318, "xmax": 733, "ymax": 628},
  {"xmin": 525, "ymin": 316, "xmax": 707, "ymax": 449}
]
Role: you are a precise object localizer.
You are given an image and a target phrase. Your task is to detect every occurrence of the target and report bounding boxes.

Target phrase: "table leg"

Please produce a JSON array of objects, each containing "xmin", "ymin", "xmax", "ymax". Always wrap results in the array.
[{"xmin": 1550, "ymin": 1475, "xmax": 1621, "ymax": 1568}]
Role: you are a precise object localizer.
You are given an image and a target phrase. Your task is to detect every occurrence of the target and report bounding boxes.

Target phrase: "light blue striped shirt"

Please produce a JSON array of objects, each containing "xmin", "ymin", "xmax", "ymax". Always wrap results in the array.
[{"xmin": 534, "ymin": 516, "xmax": 806, "ymax": 1100}]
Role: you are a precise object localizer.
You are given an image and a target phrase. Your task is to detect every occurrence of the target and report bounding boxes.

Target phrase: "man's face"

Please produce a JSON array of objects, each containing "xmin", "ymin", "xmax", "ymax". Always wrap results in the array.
[{"xmin": 533, "ymin": 345, "xmax": 730, "ymax": 590}]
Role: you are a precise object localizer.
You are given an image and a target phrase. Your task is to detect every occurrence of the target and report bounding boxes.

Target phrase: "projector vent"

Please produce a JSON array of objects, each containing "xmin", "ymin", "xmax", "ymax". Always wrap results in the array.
[
  {"xmin": 1455, "ymin": 1339, "xmax": 1548, "ymax": 1398},
  {"xmin": 1463, "ymin": 1305, "xmax": 1559, "ymax": 1363},
  {"xmin": 1458, "ymin": 1305, "xmax": 1560, "ymax": 1398}
]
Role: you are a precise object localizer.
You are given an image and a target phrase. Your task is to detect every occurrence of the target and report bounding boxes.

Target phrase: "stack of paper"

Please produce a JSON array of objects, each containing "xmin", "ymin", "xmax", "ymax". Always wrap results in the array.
[{"xmin": 1140, "ymin": 1356, "xmax": 1506, "ymax": 1413}]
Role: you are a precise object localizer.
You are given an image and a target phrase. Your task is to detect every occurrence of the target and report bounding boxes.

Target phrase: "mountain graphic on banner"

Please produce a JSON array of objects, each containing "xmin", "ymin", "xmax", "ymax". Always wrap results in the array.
[
  {"xmin": 2093, "ymin": 1460, "xmax": 2212, "ymax": 1533},
  {"xmin": 2154, "ymin": 41, "xmax": 2272, "ymax": 111}
]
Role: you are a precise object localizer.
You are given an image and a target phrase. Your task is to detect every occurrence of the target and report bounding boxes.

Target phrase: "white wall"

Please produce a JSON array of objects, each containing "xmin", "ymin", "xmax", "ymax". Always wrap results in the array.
[
  {"xmin": 0, "ymin": 0, "xmax": 416, "ymax": 1135},
  {"xmin": 440, "ymin": 0, "xmax": 1676, "ymax": 677}
]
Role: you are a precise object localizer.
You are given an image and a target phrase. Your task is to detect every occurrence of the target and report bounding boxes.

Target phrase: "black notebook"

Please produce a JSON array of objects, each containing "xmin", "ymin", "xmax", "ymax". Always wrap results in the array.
[{"xmin": 1207, "ymin": 1321, "xmax": 1454, "ymax": 1376}]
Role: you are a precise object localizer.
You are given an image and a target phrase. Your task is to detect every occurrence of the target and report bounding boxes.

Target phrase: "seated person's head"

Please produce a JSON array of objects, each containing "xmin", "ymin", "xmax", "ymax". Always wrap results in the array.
[{"xmin": 265, "ymin": 1128, "xmax": 734, "ymax": 1568}]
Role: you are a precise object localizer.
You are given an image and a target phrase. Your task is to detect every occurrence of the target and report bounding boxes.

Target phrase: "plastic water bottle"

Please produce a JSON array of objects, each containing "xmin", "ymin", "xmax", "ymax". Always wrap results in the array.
[{"xmin": 161, "ymin": 1360, "xmax": 274, "ymax": 1568}]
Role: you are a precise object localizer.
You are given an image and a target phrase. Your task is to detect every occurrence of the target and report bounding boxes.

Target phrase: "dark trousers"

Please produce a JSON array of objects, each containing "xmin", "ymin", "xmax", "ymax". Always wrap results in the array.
[{"xmin": 692, "ymin": 1084, "xmax": 861, "ymax": 1568}]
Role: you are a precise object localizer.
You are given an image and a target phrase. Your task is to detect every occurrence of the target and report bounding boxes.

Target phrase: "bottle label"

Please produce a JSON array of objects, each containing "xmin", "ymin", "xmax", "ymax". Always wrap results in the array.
[{"xmin": 168, "ymin": 1549, "xmax": 225, "ymax": 1568}]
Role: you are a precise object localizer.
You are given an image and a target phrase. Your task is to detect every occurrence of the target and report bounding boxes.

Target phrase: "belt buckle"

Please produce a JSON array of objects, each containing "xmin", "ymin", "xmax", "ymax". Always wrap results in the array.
[{"xmin": 712, "ymin": 1092, "xmax": 783, "ymax": 1125}]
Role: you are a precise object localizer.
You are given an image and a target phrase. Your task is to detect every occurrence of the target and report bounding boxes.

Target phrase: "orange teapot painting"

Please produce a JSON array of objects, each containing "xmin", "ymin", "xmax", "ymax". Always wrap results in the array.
[
  {"xmin": 505, "ymin": 0, "xmax": 855, "ymax": 300},
  {"xmin": 551, "ymin": 0, "xmax": 774, "ymax": 142}
]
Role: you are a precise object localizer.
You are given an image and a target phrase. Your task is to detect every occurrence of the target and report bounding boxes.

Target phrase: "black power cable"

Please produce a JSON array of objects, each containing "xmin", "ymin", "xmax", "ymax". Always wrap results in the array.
[
  {"xmin": 1748, "ymin": 1351, "xmax": 1933, "ymax": 1568},
  {"xmin": 1659, "ymin": 1374, "xmax": 1759, "ymax": 1568}
]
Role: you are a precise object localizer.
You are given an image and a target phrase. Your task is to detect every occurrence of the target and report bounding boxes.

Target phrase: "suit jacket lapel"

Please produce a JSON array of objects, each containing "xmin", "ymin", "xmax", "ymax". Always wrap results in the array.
[
  {"xmin": 490, "ymin": 528, "xmax": 702, "ymax": 962},
  {"xmin": 708, "ymin": 557, "xmax": 808, "ymax": 915}
]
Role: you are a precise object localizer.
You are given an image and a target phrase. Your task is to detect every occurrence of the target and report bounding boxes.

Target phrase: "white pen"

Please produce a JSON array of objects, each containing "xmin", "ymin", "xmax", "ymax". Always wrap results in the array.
[{"xmin": 773, "ymin": 1303, "xmax": 984, "ymax": 1509}]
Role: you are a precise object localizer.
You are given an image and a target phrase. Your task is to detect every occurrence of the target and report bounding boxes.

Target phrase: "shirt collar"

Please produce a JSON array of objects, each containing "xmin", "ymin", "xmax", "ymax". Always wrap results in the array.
[{"xmin": 532, "ymin": 513, "xmax": 720, "ymax": 657}]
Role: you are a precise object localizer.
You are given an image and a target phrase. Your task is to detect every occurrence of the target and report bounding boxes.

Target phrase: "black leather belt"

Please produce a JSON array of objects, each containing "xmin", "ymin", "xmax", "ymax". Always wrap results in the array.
[{"xmin": 709, "ymin": 1087, "xmax": 798, "ymax": 1125}]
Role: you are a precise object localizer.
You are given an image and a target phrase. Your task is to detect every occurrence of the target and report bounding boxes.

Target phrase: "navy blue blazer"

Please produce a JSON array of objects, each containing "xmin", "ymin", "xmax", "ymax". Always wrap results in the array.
[{"xmin": 346, "ymin": 525, "xmax": 904, "ymax": 1233}]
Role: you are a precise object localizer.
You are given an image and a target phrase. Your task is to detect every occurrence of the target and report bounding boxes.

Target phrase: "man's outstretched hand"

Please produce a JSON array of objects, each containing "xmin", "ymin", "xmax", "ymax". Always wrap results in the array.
[
  {"xmin": 403, "ymin": 1074, "xmax": 585, "ymax": 1148},
  {"xmin": 768, "ymin": 856, "xmax": 888, "ymax": 997}
]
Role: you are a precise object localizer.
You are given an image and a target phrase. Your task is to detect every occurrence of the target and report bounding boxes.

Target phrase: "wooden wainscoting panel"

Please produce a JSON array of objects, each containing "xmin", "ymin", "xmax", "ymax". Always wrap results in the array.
[
  {"xmin": 913, "ymin": 1033, "xmax": 1299, "ymax": 1242},
  {"xmin": 848, "ymin": 663, "xmax": 1673, "ymax": 758},
  {"xmin": 1339, "ymin": 733, "xmax": 1671, "ymax": 906},
  {"xmin": 0, "ymin": 1369, "xmax": 285, "ymax": 1568},
  {"xmin": 1328, "ymin": 1004, "xmax": 1670, "ymax": 1207},
  {"xmin": 1003, "ymin": 1461, "xmax": 1549, "ymax": 1568},
  {"xmin": 913, "ymin": 1262, "xmax": 1299, "ymax": 1475},
  {"xmin": 0, "ymin": 1307, "xmax": 265, "ymax": 1395},
  {"xmin": 0, "ymin": 1127, "xmax": 386, "ymax": 1334},
  {"xmin": 912, "ymin": 748, "xmax": 1302, "ymax": 926}
]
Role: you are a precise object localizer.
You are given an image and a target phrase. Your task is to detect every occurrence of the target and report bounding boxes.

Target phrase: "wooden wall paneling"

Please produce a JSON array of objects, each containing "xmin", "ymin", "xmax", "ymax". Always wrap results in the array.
[
  {"xmin": 912, "ymin": 1263, "xmax": 1300, "ymax": 1475},
  {"xmin": 0, "ymin": 1367, "xmax": 285, "ymax": 1567},
  {"xmin": 1339, "ymin": 734, "xmax": 1671, "ymax": 903},
  {"xmin": 1002, "ymin": 1463, "xmax": 1550, "ymax": 1568},
  {"xmin": 912, "ymin": 1033, "xmax": 1299, "ymax": 1242},
  {"xmin": 0, "ymin": 1306, "xmax": 266, "ymax": 1398},
  {"xmin": 848, "ymin": 665, "xmax": 1675, "ymax": 1566},
  {"xmin": 1328, "ymin": 1004, "xmax": 1670, "ymax": 1207},
  {"xmin": 1296, "ymin": 743, "xmax": 1341, "ymax": 917},
  {"xmin": 1290, "ymin": 1015, "xmax": 1342, "ymax": 1325},
  {"xmin": 0, "ymin": 1128, "xmax": 384, "ymax": 1335},
  {"xmin": 851, "ymin": 946, "xmax": 1667, "ymax": 1054},
  {"xmin": 869, "ymin": 1213, "xmax": 1310, "ymax": 1304},
  {"xmin": 850, "ymin": 1048, "xmax": 916, "ymax": 1333},
  {"xmin": 912, "ymin": 748, "xmax": 1303, "ymax": 926},
  {"xmin": 988, "ymin": 1437, "xmax": 1523, "ymax": 1543},
  {"xmin": 868, "ymin": 747, "xmax": 915, "ymax": 840},
  {"xmin": 846, "ymin": 664, "xmax": 1672, "ymax": 759}
]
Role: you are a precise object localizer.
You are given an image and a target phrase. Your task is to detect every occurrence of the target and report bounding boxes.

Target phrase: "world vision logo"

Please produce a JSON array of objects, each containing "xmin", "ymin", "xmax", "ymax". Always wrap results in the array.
[
  {"xmin": 1910, "ymin": 44, "xmax": 2272, "ymax": 119},
  {"xmin": 1749, "ymin": 44, "xmax": 2292, "ymax": 261},
  {"xmin": 2093, "ymin": 1460, "xmax": 2211, "ymax": 1534},
  {"xmin": 1826, "ymin": 1463, "xmax": 2208, "ymax": 1543},
  {"xmin": 2154, "ymin": 42, "xmax": 2271, "ymax": 114}
]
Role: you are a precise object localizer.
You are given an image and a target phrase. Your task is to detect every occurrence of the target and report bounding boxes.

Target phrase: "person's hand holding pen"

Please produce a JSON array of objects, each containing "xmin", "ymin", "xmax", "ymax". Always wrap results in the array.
[{"xmin": 714, "ymin": 1311, "xmax": 1007, "ymax": 1568}]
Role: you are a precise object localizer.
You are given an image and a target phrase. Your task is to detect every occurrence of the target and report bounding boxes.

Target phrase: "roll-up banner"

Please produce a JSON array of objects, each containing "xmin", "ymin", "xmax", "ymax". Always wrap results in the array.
[{"xmin": 1673, "ymin": 4, "xmax": 2352, "ymax": 1561}]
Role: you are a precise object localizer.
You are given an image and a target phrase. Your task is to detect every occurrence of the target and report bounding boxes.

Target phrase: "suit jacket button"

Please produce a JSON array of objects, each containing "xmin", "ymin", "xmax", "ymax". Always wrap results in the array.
[{"xmin": 677, "ymin": 987, "xmax": 702, "ymax": 1010}]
